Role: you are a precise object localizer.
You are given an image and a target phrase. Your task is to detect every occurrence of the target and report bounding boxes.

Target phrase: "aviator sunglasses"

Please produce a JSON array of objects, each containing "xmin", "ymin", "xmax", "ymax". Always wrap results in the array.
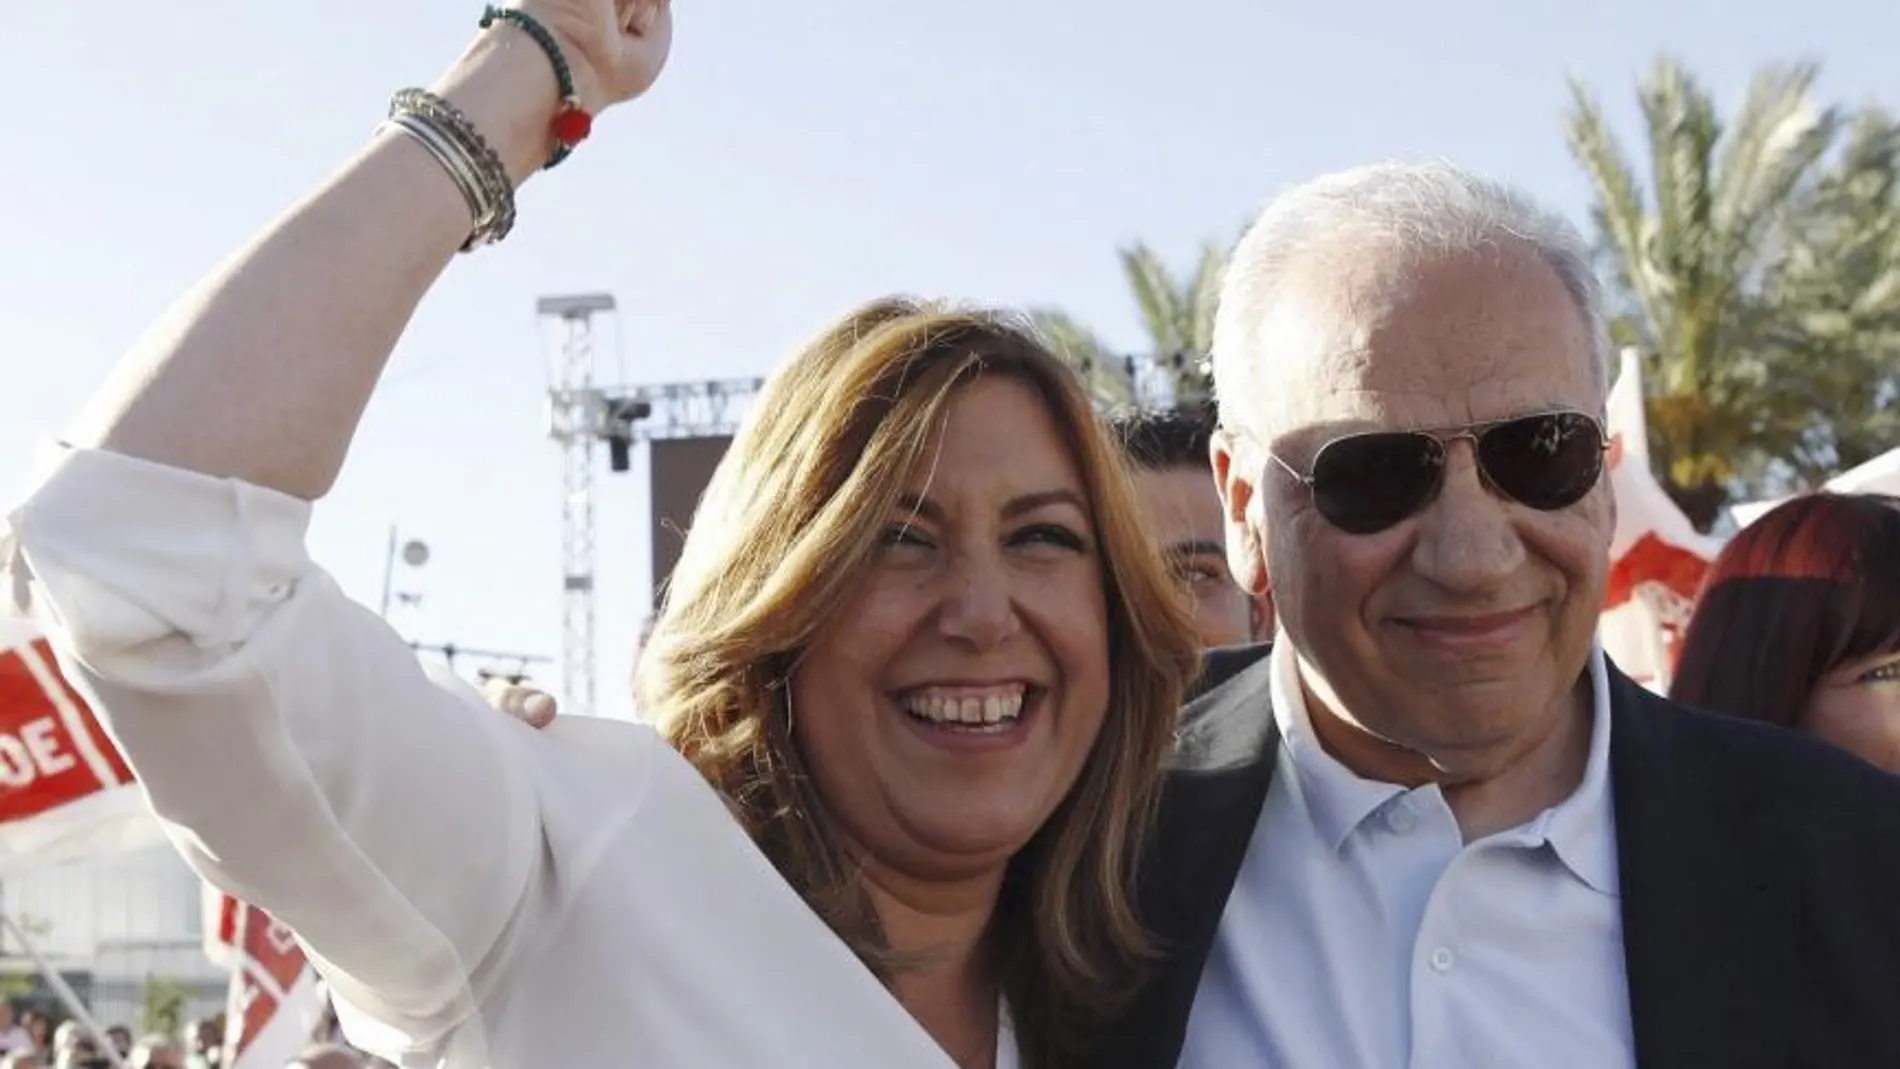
[{"xmin": 1268, "ymin": 410, "xmax": 1610, "ymax": 535}]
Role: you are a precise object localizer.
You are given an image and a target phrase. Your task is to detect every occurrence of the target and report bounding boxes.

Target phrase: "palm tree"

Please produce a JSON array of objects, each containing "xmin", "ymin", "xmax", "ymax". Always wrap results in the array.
[
  {"xmin": 1566, "ymin": 57, "xmax": 1900, "ymax": 529},
  {"xmin": 1027, "ymin": 306, "xmax": 1139, "ymax": 406},
  {"xmin": 1746, "ymin": 106, "xmax": 1900, "ymax": 489},
  {"xmin": 1029, "ymin": 241, "xmax": 1230, "ymax": 409}
]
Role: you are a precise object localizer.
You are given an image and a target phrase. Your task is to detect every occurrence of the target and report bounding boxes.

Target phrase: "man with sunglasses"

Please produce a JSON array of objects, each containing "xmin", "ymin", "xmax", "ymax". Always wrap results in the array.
[{"xmin": 1092, "ymin": 161, "xmax": 1900, "ymax": 1068}]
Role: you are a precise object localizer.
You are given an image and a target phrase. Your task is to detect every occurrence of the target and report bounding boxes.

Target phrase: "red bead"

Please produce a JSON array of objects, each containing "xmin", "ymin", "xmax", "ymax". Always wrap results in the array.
[{"xmin": 552, "ymin": 106, "xmax": 593, "ymax": 146}]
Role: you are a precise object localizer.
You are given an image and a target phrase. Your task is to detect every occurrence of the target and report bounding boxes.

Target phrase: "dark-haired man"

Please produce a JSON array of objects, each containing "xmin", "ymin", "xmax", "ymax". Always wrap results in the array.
[{"xmin": 1109, "ymin": 406, "xmax": 1272, "ymax": 648}]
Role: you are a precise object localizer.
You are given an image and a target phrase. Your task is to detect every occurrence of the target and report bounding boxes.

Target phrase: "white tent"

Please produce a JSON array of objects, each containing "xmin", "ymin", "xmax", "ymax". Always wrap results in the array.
[{"xmin": 1729, "ymin": 445, "xmax": 1900, "ymax": 528}]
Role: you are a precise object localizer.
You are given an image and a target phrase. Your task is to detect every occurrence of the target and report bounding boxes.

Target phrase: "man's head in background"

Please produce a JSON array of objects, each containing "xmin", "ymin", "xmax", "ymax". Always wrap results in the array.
[
  {"xmin": 104, "ymin": 1029, "xmax": 130, "ymax": 1060},
  {"xmin": 127, "ymin": 1035, "xmax": 182, "ymax": 1069},
  {"xmin": 1111, "ymin": 404, "xmax": 1273, "ymax": 647},
  {"xmin": 286, "ymin": 1045, "xmax": 364, "ymax": 1069}
]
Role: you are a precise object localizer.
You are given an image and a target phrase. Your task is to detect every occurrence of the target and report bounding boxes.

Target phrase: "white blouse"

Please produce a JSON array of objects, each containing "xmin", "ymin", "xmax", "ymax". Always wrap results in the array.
[{"xmin": 6, "ymin": 445, "xmax": 1020, "ymax": 1069}]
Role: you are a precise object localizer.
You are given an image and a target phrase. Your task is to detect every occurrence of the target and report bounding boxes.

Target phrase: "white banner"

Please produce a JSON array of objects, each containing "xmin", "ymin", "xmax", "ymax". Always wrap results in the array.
[{"xmin": 1598, "ymin": 349, "xmax": 1721, "ymax": 691}]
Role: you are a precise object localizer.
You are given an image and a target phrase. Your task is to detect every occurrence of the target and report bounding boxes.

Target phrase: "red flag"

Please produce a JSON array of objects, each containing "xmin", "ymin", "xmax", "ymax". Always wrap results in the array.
[
  {"xmin": 0, "ymin": 638, "xmax": 132, "ymax": 818},
  {"xmin": 216, "ymin": 892, "xmax": 324, "ymax": 1069},
  {"xmin": 2, "ymin": 616, "xmax": 322, "ymax": 1067},
  {"xmin": 0, "ymin": 617, "xmax": 161, "ymax": 872}
]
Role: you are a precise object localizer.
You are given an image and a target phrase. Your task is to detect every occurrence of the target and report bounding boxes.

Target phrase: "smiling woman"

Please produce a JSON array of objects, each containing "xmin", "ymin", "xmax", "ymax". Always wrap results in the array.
[
  {"xmin": 0, "ymin": 4, "xmax": 1203, "ymax": 1066},
  {"xmin": 644, "ymin": 299, "xmax": 1202, "ymax": 1066}
]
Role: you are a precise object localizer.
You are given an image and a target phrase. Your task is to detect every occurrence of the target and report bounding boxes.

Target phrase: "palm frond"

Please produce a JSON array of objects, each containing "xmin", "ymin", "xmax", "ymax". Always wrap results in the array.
[
  {"xmin": 1565, "ymin": 74, "xmax": 1675, "ymax": 363},
  {"xmin": 1186, "ymin": 241, "xmax": 1229, "ymax": 357},
  {"xmin": 1710, "ymin": 64, "xmax": 1839, "ymax": 296},
  {"xmin": 1568, "ymin": 56, "xmax": 1900, "ymax": 527},
  {"xmin": 1025, "ymin": 307, "xmax": 1135, "ymax": 406},
  {"xmin": 1119, "ymin": 244, "xmax": 1189, "ymax": 355},
  {"xmin": 1636, "ymin": 57, "xmax": 1721, "ymax": 381},
  {"xmin": 1711, "ymin": 64, "xmax": 1826, "ymax": 226}
]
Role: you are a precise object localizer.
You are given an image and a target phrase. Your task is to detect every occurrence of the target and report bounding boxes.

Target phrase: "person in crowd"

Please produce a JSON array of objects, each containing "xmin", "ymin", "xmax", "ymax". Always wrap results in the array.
[
  {"xmin": 1670, "ymin": 492, "xmax": 1900, "ymax": 773},
  {"xmin": 52, "ymin": 1033, "xmax": 106, "ymax": 1069},
  {"xmin": 44, "ymin": 1025, "xmax": 76, "ymax": 1066},
  {"xmin": 4, "ymin": 6, "xmax": 1199, "ymax": 1069},
  {"xmin": 1083, "ymin": 159, "xmax": 1900, "ymax": 1068},
  {"xmin": 102, "ymin": 1031, "xmax": 130, "ymax": 1062},
  {"xmin": 127, "ymin": 1036, "xmax": 183, "ymax": 1069},
  {"xmin": 0, "ymin": 1051, "xmax": 39, "ymax": 1069},
  {"xmin": 1109, "ymin": 405, "xmax": 1273, "ymax": 647},
  {"xmin": 181, "ymin": 1019, "xmax": 219, "ymax": 1069},
  {"xmin": 19, "ymin": 1013, "xmax": 48, "ymax": 1056},
  {"xmin": 0, "ymin": 1005, "xmax": 29, "ymax": 1056}
]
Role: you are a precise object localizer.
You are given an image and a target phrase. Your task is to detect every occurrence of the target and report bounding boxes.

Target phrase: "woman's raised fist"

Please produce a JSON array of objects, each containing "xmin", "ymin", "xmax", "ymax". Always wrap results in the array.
[{"xmin": 510, "ymin": 0, "xmax": 673, "ymax": 113}]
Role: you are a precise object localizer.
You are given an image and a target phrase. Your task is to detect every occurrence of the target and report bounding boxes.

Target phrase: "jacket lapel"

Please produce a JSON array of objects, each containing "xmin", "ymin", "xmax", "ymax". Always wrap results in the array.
[
  {"xmin": 1609, "ymin": 667, "xmax": 1796, "ymax": 1069},
  {"xmin": 1090, "ymin": 644, "xmax": 1280, "ymax": 1068},
  {"xmin": 1101, "ymin": 655, "xmax": 1801, "ymax": 1069}
]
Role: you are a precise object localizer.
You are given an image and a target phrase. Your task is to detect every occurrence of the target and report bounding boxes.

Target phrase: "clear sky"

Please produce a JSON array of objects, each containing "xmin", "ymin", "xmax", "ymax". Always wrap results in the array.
[{"xmin": 3, "ymin": 1, "xmax": 1895, "ymax": 720}]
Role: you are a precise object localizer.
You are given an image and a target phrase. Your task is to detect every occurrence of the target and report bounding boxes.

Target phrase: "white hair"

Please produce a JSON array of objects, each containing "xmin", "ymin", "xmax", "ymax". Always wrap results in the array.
[{"xmin": 1211, "ymin": 160, "xmax": 1609, "ymax": 433}]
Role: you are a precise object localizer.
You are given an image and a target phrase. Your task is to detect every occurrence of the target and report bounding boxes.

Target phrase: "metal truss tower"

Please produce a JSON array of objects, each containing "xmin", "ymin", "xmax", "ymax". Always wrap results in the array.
[
  {"xmin": 537, "ymin": 287, "xmax": 765, "ymax": 718},
  {"xmin": 619, "ymin": 377, "xmax": 765, "ymax": 443},
  {"xmin": 537, "ymin": 293, "xmax": 617, "ymax": 720}
]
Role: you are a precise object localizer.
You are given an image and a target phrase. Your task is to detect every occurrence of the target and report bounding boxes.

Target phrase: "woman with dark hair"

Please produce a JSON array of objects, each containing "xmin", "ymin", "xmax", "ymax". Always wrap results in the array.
[{"xmin": 1670, "ymin": 492, "xmax": 1900, "ymax": 773}]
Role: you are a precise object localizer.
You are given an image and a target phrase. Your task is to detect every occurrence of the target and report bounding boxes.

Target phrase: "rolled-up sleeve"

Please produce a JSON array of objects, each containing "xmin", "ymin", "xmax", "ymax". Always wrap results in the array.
[{"xmin": 5, "ymin": 445, "xmax": 543, "ymax": 1049}]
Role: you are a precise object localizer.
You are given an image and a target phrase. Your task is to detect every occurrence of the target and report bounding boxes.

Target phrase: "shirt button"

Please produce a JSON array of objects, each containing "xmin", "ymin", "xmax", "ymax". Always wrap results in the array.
[
  {"xmin": 1429, "ymin": 946, "xmax": 1456, "ymax": 973},
  {"xmin": 1385, "ymin": 801, "xmax": 1417, "ymax": 834}
]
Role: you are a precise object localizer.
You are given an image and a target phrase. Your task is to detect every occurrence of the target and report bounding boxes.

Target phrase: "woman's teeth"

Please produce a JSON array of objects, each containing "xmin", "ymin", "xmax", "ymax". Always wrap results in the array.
[{"xmin": 899, "ymin": 686, "xmax": 1027, "ymax": 732}]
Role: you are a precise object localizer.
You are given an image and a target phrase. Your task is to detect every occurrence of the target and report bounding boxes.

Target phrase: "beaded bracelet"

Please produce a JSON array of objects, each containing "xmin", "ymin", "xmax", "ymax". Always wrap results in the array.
[
  {"xmin": 479, "ymin": 5, "xmax": 593, "ymax": 169},
  {"xmin": 387, "ymin": 88, "xmax": 518, "ymax": 249}
]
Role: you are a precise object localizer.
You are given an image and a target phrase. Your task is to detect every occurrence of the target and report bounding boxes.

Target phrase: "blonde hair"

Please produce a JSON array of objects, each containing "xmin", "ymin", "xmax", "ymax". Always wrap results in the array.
[{"xmin": 637, "ymin": 297, "xmax": 1202, "ymax": 1066}]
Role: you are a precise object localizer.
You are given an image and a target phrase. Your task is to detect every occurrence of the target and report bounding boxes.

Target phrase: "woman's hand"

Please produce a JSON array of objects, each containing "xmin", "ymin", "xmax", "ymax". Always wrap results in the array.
[
  {"xmin": 483, "ymin": 676, "xmax": 561, "ymax": 729},
  {"xmin": 65, "ymin": 1, "xmax": 679, "ymax": 501},
  {"xmin": 513, "ymin": 0, "xmax": 674, "ymax": 114},
  {"xmin": 442, "ymin": 0, "xmax": 674, "ymax": 182}
]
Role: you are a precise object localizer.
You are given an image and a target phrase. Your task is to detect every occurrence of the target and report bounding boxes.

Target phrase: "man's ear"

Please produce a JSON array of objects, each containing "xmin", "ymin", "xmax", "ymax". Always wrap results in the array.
[
  {"xmin": 1248, "ymin": 592, "xmax": 1276, "ymax": 641},
  {"xmin": 1211, "ymin": 428, "xmax": 1270, "ymax": 597}
]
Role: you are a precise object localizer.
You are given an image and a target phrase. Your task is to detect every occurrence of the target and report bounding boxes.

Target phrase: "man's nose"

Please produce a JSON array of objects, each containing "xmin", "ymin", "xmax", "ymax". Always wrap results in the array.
[{"xmin": 1409, "ymin": 441, "xmax": 1526, "ymax": 595}]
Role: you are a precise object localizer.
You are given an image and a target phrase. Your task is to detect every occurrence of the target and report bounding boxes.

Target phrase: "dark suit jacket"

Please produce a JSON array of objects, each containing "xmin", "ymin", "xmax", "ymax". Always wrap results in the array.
[{"xmin": 1093, "ymin": 642, "xmax": 1900, "ymax": 1068}]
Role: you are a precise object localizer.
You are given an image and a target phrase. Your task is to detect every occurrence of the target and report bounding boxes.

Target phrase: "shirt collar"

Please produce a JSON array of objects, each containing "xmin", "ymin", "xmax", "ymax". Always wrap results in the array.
[
  {"xmin": 1268, "ymin": 643, "xmax": 1408, "ymax": 852},
  {"xmin": 1536, "ymin": 645, "xmax": 1619, "ymax": 895},
  {"xmin": 1268, "ymin": 642, "xmax": 1621, "ymax": 896}
]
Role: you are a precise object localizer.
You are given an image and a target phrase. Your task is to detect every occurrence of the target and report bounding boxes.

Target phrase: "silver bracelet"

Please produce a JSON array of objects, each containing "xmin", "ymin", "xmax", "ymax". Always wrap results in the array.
[
  {"xmin": 385, "ymin": 89, "xmax": 518, "ymax": 250},
  {"xmin": 383, "ymin": 114, "xmax": 490, "ymax": 241}
]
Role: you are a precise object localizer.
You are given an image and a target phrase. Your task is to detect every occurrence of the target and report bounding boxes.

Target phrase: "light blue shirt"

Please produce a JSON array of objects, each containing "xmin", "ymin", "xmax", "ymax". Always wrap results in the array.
[{"xmin": 1178, "ymin": 643, "xmax": 1637, "ymax": 1069}]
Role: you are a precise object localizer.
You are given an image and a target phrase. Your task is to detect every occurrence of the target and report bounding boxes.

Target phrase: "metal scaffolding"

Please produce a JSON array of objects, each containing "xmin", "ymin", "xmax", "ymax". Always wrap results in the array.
[{"xmin": 538, "ymin": 293, "xmax": 617, "ymax": 720}]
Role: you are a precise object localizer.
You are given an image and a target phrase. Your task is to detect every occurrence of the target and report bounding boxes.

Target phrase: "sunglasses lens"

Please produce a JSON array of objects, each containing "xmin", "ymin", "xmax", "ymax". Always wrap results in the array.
[
  {"xmin": 1478, "ymin": 412, "xmax": 1604, "ymax": 510},
  {"xmin": 1310, "ymin": 433, "xmax": 1445, "ymax": 534}
]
